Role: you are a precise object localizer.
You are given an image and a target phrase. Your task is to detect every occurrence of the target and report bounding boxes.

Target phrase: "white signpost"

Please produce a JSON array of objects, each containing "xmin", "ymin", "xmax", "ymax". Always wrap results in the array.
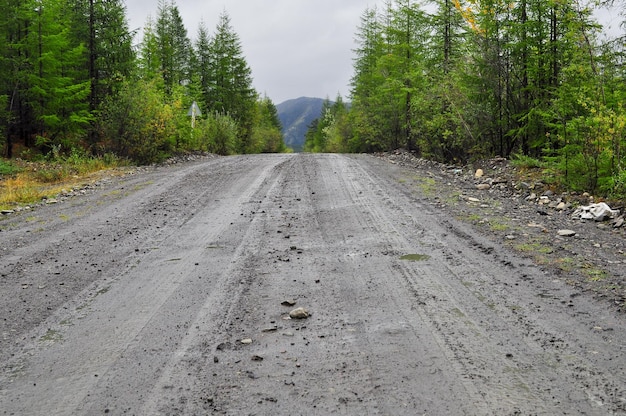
[{"xmin": 187, "ymin": 101, "xmax": 202, "ymax": 128}]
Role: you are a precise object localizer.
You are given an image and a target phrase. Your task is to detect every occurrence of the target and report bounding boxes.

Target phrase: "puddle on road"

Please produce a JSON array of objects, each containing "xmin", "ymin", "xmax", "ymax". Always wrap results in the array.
[{"xmin": 400, "ymin": 254, "xmax": 431, "ymax": 261}]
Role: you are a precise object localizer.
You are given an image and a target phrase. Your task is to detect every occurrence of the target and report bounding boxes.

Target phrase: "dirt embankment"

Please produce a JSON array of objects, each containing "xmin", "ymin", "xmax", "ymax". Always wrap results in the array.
[{"xmin": 376, "ymin": 150, "xmax": 625, "ymax": 312}]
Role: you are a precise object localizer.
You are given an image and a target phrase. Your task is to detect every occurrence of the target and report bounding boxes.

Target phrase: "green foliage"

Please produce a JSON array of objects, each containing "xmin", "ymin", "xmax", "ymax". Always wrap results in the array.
[
  {"xmin": 0, "ymin": 0, "xmax": 287, "ymax": 164},
  {"xmin": 206, "ymin": 112, "xmax": 238, "ymax": 156},
  {"xmin": 155, "ymin": 0, "xmax": 193, "ymax": 95},
  {"xmin": 0, "ymin": 159, "xmax": 21, "ymax": 175},
  {"xmin": 98, "ymin": 79, "xmax": 175, "ymax": 164},
  {"xmin": 336, "ymin": 0, "xmax": 626, "ymax": 199},
  {"xmin": 510, "ymin": 154, "xmax": 548, "ymax": 170},
  {"xmin": 253, "ymin": 96, "xmax": 287, "ymax": 153}
]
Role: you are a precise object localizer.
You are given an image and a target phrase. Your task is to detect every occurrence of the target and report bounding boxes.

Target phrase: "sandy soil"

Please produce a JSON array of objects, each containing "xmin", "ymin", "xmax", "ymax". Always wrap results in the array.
[{"xmin": 0, "ymin": 153, "xmax": 624, "ymax": 415}]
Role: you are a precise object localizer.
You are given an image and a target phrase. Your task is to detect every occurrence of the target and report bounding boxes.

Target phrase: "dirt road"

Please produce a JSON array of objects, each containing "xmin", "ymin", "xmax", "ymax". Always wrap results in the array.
[{"xmin": 0, "ymin": 154, "xmax": 624, "ymax": 415}]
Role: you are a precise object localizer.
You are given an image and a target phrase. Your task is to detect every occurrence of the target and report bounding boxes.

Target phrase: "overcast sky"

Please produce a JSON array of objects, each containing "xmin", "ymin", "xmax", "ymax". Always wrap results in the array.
[
  {"xmin": 124, "ymin": 0, "xmax": 386, "ymax": 104},
  {"xmin": 124, "ymin": 1, "xmax": 623, "ymax": 105}
]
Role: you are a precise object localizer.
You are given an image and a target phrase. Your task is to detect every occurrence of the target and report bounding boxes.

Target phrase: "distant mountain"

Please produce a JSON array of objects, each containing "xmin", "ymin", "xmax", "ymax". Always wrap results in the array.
[{"xmin": 277, "ymin": 97, "xmax": 326, "ymax": 152}]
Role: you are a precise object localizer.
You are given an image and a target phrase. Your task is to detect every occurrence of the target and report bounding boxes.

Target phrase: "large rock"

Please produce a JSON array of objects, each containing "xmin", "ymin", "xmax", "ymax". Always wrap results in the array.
[{"xmin": 572, "ymin": 203, "xmax": 620, "ymax": 222}]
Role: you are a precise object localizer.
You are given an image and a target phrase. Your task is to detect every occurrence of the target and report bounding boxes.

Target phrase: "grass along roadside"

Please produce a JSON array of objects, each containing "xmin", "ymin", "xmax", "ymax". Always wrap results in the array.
[{"xmin": 0, "ymin": 154, "xmax": 128, "ymax": 211}]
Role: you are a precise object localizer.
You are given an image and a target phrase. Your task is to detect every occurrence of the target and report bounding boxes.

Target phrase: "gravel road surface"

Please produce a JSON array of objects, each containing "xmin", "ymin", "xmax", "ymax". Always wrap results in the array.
[{"xmin": 0, "ymin": 154, "xmax": 624, "ymax": 415}]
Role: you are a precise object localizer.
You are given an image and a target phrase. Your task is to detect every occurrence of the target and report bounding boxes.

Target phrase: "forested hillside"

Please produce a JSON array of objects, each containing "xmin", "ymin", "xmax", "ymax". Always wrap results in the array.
[
  {"xmin": 277, "ymin": 97, "xmax": 327, "ymax": 152},
  {"xmin": 305, "ymin": 0, "xmax": 626, "ymax": 199},
  {"xmin": 0, "ymin": 0, "xmax": 286, "ymax": 165}
]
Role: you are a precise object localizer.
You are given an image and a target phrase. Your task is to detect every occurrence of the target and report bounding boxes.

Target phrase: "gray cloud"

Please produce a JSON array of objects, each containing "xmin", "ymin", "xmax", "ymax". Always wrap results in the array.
[{"xmin": 125, "ymin": 0, "xmax": 385, "ymax": 104}]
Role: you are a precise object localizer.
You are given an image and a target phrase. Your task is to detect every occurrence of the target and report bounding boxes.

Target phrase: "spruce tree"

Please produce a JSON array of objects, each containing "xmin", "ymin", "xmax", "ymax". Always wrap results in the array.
[{"xmin": 206, "ymin": 10, "xmax": 256, "ymax": 152}]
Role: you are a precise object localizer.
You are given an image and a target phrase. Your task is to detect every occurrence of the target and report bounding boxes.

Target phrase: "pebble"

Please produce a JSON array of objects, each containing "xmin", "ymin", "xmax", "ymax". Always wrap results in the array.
[
  {"xmin": 558, "ymin": 229, "xmax": 577, "ymax": 237},
  {"xmin": 240, "ymin": 338, "xmax": 253, "ymax": 345},
  {"xmin": 289, "ymin": 307, "xmax": 309, "ymax": 319},
  {"xmin": 476, "ymin": 184, "xmax": 491, "ymax": 190},
  {"xmin": 525, "ymin": 193, "xmax": 537, "ymax": 201},
  {"xmin": 475, "ymin": 169, "xmax": 484, "ymax": 178}
]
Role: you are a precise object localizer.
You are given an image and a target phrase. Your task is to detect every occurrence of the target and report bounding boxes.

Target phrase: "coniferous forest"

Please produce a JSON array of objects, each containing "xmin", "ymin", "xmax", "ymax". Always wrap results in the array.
[
  {"xmin": 0, "ymin": 0, "xmax": 286, "ymax": 165},
  {"xmin": 2, "ymin": 0, "xmax": 626, "ymax": 199},
  {"xmin": 305, "ymin": 0, "xmax": 626, "ymax": 199}
]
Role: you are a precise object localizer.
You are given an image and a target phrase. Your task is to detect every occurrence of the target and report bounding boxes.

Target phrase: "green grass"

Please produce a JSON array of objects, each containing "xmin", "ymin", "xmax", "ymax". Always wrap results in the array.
[
  {"xmin": 581, "ymin": 263, "xmax": 608, "ymax": 281},
  {"xmin": 0, "ymin": 153, "xmax": 127, "ymax": 210},
  {"xmin": 515, "ymin": 242, "xmax": 554, "ymax": 254},
  {"xmin": 0, "ymin": 160, "xmax": 22, "ymax": 176},
  {"xmin": 489, "ymin": 219, "xmax": 510, "ymax": 232},
  {"xmin": 510, "ymin": 154, "xmax": 548, "ymax": 169}
]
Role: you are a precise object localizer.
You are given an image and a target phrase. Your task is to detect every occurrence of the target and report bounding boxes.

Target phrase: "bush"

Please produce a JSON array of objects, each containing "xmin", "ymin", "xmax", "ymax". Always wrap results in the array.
[
  {"xmin": 99, "ymin": 79, "xmax": 176, "ymax": 164},
  {"xmin": 207, "ymin": 113, "xmax": 238, "ymax": 156},
  {"xmin": 0, "ymin": 160, "xmax": 21, "ymax": 176}
]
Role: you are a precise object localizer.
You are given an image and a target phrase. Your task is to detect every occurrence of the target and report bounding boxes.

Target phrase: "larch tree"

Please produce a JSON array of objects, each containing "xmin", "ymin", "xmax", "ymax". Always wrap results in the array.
[
  {"xmin": 156, "ymin": 0, "xmax": 193, "ymax": 95},
  {"xmin": 206, "ymin": 10, "xmax": 256, "ymax": 152}
]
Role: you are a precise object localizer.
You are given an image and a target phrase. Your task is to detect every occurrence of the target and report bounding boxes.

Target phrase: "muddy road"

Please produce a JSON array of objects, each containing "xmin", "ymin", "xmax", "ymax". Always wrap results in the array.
[{"xmin": 0, "ymin": 154, "xmax": 624, "ymax": 415}]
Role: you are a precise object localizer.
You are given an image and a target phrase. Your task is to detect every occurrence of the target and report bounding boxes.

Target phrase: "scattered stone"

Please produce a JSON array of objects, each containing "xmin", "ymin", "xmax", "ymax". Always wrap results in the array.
[
  {"xmin": 240, "ymin": 338, "xmax": 253, "ymax": 345},
  {"xmin": 467, "ymin": 197, "xmax": 480, "ymax": 203},
  {"xmin": 289, "ymin": 307, "xmax": 309, "ymax": 319},
  {"xmin": 558, "ymin": 229, "xmax": 577, "ymax": 237},
  {"xmin": 1, "ymin": 210, "xmax": 14, "ymax": 215},
  {"xmin": 281, "ymin": 300, "xmax": 297, "ymax": 307},
  {"xmin": 45, "ymin": 199, "xmax": 58, "ymax": 204},
  {"xmin": 251, "ymin": 355, "xmax": 264, "ymax": 362},
  {"xmin": 556, "ymin": 202, "xmax": 567, "ymax": 211},
  {"xmin": 262, "ymin": 326, "xmax": 278, "ymax": 333},
  {"xmin": 572, "ymin": 203, "xmax": 620, "ymax": 222},
  {"xmin": 476, "ymin": 184, "xmax": 491, "ymax": 190},
  {"xmin": 475, "ymin": 169, "xmax": 484, "ymax": 178},
  {"xmin": 505, "ymin": 235, "xmax": 516, "ymax": 240},
  {"xmin": 614, "ymin": 217, "xmax": 624, "ymax": 229},
  {"xmin": 525, "ymin": 193, "xmax": 537, "ymax": 201}
]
